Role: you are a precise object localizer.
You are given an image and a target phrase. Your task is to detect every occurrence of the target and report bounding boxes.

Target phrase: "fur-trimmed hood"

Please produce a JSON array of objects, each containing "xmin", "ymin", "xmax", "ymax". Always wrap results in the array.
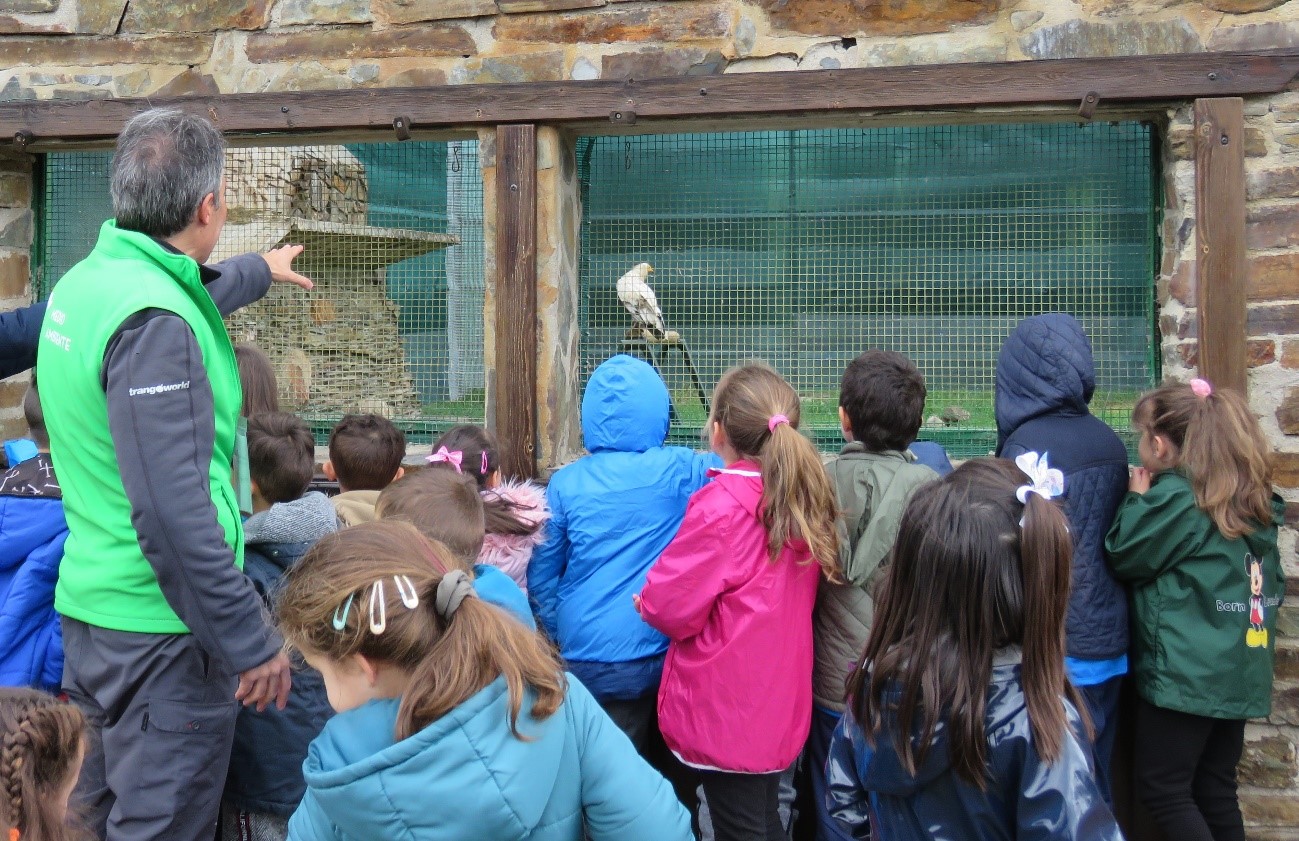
[{"xmin": 479, "ymin": 479, "xmax": 550, "ymax": 592}]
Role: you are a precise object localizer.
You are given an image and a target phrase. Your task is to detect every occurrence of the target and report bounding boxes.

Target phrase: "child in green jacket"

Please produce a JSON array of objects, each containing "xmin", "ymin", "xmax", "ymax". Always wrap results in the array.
[{"xmin": 1106, "ymin": 378, "xmax": 1283, "ymax": 841}]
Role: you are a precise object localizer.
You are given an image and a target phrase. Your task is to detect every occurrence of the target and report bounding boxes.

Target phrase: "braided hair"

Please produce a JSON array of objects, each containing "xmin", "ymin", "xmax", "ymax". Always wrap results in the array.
[{"xmin": 0, "ymin": 688, "xmax": 87, "ymax": 841}]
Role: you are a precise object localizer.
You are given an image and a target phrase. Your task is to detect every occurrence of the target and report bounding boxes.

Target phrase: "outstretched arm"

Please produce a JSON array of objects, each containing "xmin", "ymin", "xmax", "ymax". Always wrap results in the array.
[{"xmin": 0, "ymin": 301, "xmax": 46, "ymax": 380}]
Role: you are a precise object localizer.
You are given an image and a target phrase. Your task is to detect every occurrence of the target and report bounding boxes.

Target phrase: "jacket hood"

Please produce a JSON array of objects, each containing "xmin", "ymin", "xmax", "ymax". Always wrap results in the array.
[
  {"xmin": 244, "ymin": 492, "xmax": 338, "ymax": 552},
  {"xmin": 301, "ymin": 678, "xmax": 566, "ymax": 839},
  {"xmin": 860, "ymin": 650, "xmax": 1025, "ymax": 797},
  {"xmin": 581, "ymin": 355, "xmax": 670, "ymax": 453},
  {"xmin": 995, "ymin": 313, "xmax": 1095, "ymax": 445},
  {"xmin": 332, "ymin": 489, "xmax": 380, "ymax": 527}
]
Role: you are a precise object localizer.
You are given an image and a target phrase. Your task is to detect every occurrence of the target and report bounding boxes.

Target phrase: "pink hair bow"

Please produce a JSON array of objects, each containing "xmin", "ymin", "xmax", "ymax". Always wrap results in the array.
[
  {"xmin": 1190, "ymin": 378, "xmax": 1213, "ymax": 399},
  {"xmin": 426, "ymin": 446, "xmax": 463, "ymax": 473}
]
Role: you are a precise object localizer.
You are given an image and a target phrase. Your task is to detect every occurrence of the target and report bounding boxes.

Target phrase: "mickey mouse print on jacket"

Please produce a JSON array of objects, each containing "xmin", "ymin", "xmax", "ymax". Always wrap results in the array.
[
  {"xmin": 1106, "ymin": 469, "xmax": 1285, "ymax": 720},
  {"xmin": 1246, "ymin": 554, "xmax": 1269, "ymax": 649}
]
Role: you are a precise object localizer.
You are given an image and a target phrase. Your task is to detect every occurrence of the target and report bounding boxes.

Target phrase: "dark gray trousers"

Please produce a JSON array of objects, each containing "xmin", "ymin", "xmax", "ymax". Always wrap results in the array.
[{"xmin": 61, "ymin": 617, "xmax": 239, "ymax": 841}]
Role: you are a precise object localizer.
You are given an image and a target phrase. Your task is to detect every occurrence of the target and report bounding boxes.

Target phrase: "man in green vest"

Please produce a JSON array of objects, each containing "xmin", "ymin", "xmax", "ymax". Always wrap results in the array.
[{"xmin": 37, "ymin": 108, "xmax": 312, "ymax": 841}]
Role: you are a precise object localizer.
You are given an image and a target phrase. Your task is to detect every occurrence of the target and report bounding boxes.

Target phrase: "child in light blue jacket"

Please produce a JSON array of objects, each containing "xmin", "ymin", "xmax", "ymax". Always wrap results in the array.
[{"xmin": 279, "ymin": 521, "xmax": 691, "ymax": 841}]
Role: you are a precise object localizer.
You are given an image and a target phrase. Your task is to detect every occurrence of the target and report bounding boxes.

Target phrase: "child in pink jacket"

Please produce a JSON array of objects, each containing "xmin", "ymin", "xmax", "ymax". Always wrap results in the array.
[
  {"xmin": 427, "ymin": 424, "xmax": 549, "ymax": 593},
  {"xmin": 638, "ymin": 363, "xmax": 841, "ymax": 841}
]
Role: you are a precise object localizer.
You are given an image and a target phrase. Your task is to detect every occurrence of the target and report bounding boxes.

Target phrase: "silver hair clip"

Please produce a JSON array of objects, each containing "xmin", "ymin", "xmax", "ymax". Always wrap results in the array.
[
  {"xmin": 332, "ymin": 593, "xmax": 354, "ymax": 631},
  {"xmin": 394, "ymin": 575, "xmax": 419, "ymax": 609},
  {"xmin": 369, "ymin": 579, "xmax": 387, "ymax": 634}
]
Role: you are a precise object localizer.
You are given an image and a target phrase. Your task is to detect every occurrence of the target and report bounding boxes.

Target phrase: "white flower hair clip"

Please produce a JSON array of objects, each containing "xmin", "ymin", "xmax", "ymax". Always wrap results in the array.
[{"xmin": 1014, "ymin": 451, "xmax": 1064, "ymax": 505}]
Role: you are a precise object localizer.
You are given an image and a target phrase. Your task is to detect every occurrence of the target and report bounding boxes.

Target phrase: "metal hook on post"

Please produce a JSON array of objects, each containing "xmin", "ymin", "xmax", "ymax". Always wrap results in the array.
[
  {"xmin": 393, "ymin": 115, "xmax": 412, "ymax": 142},
  {"xmin": 1078, "ymin": 91, "xmax": 1099, "ymax": 120}
]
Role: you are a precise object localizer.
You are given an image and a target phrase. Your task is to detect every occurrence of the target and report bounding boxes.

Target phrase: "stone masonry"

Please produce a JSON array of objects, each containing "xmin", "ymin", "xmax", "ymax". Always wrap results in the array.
[{"xmin": 4, "ymin": 0, "xmax": 1299, "ymax": 835}]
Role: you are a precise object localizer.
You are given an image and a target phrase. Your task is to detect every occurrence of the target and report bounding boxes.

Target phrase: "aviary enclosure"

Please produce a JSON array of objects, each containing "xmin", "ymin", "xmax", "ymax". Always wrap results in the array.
[{"xmin": 14, "ymin": 50, "xmax": 1298, "ymax": 473}]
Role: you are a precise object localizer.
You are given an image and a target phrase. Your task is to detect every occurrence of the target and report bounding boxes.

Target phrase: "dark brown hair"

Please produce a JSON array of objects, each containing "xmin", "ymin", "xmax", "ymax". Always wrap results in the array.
[
  {"xmin": 276, "ymin": 521, "xmax": 565, "ymax": 740},
  {"xmin": 235, "ymin": 344, "xmax": 280, "ymax": 418},
  {"xmin": 433, "ymin": 425, "xmax": 499, "ymax": 489},
  {"xmin": 839, "ymin": 350, "xmax": 926, "ymax": 452},
  {"xmin": 1133, "ymin": 380, "xmax": 1273, "ymax": 540},
  {"xmin": 847, "ymin": 458, "xmax": 1082, "ymax": 787},
  {"xmin": 711, "ymin": 363, "xmax": 840, "ymax": 576},
  {"xmin": 377, "ymin": 469, "xmax": 485, "ymax": 564},
  {"xmin": 429, "ymin": 425, "xmax": 543, "ymax": 540},
  {"xmin": 327, "ymin": 414, "xmax": 406, "ymax": 492},
  {"xmin": 247, "ymin": 411, "xmax": 316, "ymax": 505},
  {"xmin": 0, "ymin": 688, "xmax": 88, "ymax": 841},
  {"xmin": 23, "ymin": 376, "xmax": 47, "ymax": 450}
]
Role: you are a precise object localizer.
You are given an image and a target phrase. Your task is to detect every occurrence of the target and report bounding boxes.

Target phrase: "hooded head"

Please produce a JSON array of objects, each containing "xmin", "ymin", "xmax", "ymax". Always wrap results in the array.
[
  {"xmin": 581, "ymin": 355, "xmax": 670, "ymax": 454},
  {"xmin": 994, "ymin": 313, "xmax": 1096, "ymax": 445}
]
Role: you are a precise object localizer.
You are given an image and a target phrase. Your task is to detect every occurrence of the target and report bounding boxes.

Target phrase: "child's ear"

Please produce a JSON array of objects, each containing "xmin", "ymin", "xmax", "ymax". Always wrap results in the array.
[
  {"xmin": 838, "ymin": 406, "xmax": 853, "ymax": 438},
  {"xmin": 353, "ymin": 654, "xmax": 381, "ymax": 686},
  {"xmin": 393, "ymin": 466, "xmax": 406, "ymax": 482},
  {"xmin": 322, "ymin": 461, "xmax": 337, "ymax": 482},
  {"xmin": 1152, "ymin": 435, "xmax": 1174, "ymax": 463}
]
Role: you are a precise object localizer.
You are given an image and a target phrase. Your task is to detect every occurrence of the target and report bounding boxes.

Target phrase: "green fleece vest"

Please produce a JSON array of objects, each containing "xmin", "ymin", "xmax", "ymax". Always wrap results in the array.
[{"xmin": 38, "ymin": 220, "xmax": 244, "ymax": 634}]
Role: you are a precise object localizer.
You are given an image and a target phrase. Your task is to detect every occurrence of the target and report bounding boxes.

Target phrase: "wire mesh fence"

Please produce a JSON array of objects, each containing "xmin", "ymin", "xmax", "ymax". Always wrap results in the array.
[
  {"xmin": 577, "ymin": 124, "xmax": 1159, "ymax": 457},
  {"xmin": 36, "ymin": 140, "xmax": 486, "ymax": 442}
]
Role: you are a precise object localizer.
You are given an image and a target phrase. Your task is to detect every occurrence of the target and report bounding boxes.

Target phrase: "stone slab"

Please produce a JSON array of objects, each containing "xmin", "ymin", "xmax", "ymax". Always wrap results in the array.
[
  {"xmin": 373, "ymin": 0, "xmax": 496, "ymax": 25},
  {"xmin": 1249, "ymin": 253, "xmax": 1299, "ymax": 301},
  {"xmin": 755, "ymin": 0, "xmax": 997, "ymax": 37},
  {"xmin": 0, "ymin": 253, "xmax": 29, "ymax": 299},
  {"xmin": 456, "ymin": 51, "xmax": 565, "ymax": 83},
  {"xmin": 1021, "ymin": 18, "xmax": 1203, "ymax": 59},
  {"xmin": 76, "ymin": 0, "xmax": 128, "ymax": 34},
  {"xmin": 121, "ymin": 0, "xmax": 271, "ymax": 32},
  {"xmin": 1249, "ymin": 204, "xmax": 1299, "ymax": 250},
  {"xmin": 210, "ymin": 218, "xmax": 458, "ymax": 278},
  {"xmin": 1205, "ymin": 0, "xmax": 1293, "ymax": 11},
  {"xmin": 493, "ymin": 2, "xmax": 731, "ymax": 43},
  {"xmin": 277, "ymin": 0, "xmax": 373, "ymax": 25},
  {"xmin": 246, "ymin": 24, "xmax": 475, "ymax": 62},
  {"xmin": 9, "ymin": 0, "xmax": 58, "ymax": 11},
  {"xmin": 1208, "ymin": 21, "xmax": 1299, "ymax": 51},
  {"xmin": 1277, "ymin": 387, "xmax": 1299, "ymax": 434},
  {"xmin": 0, "ymin": 34, "xmax": 212, "ymax": 66},
  {"xmin": 1248, "ymin": 165, "xmax": 1299, "ymax": 202},
  {"xmin": 602, "ymin": 47, "xmax": 712, "ymax": 79},
  {"xmin": 497, "ymin": 0, "xmax": 606, "ymax": 12}
]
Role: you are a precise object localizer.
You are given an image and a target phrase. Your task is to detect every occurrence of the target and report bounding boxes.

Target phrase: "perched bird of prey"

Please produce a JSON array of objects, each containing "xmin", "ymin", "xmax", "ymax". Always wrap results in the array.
[{"xmin": 616, "ymin": 262, "xmax": 666, "ymax": 339}]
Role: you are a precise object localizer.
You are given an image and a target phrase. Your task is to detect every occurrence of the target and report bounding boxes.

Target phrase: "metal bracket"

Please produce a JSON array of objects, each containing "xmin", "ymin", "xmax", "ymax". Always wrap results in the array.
[
  {"xmin": 393, "ymin": 115, "xmax": 412, "ymax": 141},
  {"xmin": 1078, "ymin": 91, "xmax": 1099, "ymax": 120},
  {"xmin": 609, "ymin": 110, "xmax": 637, "ymax": 125},
  {"xmin": 12, "ymin": 130, "xmax": 31, "ymax": 150}
]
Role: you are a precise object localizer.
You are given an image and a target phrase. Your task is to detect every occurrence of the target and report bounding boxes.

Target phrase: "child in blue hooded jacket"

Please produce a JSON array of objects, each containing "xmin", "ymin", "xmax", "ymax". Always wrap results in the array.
[
  {"xmin": 529, "ymin": 354, "xmax": 718, "ymax": 751},
  {"xmin": 278, "ymin": 521, "xmax": 691, "ymax": 841}
]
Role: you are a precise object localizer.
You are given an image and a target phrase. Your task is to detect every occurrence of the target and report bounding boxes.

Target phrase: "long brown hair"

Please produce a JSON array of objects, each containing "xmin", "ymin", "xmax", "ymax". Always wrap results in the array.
[
  {"xmin": 0, "ymin": 688, "xmax": 88, "ymax": 841},
  {"xmin": 276, "ymin": 521, "xmax": 566, "ymax": 741},
  {"xmin": 846, "ymin": 458, "xmax": 1081, "ymax": 787},
  {"xmin": 235, "ymin": 343, "xmax": 280, "ymax": 418},
  {"xmin": 1134, "ymin": 380, "xmax": 1273, "ymax": 540},
  {"xmin": 710, "ymin": 363, "xmax": 839, "ymax": 576}
]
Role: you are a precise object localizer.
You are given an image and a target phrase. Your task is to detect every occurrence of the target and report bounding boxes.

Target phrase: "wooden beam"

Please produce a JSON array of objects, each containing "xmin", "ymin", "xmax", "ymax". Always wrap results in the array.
[
  {"xmin": 494, "ymin": 124, "xmax": 538, "ymax": 479},
  {"xmin": 0, "ymin": 51, "xmax": 1296, "ymax": 143},
  {"xmin": 1194, "ymin": 97, "xmax": 1248, "ymax": 395}
]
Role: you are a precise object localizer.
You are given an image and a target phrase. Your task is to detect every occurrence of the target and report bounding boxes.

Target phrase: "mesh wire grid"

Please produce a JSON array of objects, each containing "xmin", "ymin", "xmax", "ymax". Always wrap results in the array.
[
  {"xmin": 36, "ymin": 140, "xmax": 486, "ymax": 444},
  {"xmin": 577, "ymin": 124, "xmax": 1160, "ymax": 458}
]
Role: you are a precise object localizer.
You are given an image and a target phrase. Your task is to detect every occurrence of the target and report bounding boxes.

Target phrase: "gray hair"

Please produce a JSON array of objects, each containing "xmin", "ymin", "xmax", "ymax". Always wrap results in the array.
[{"xmin": 110, "ymin": 107, "xmax": 225, "ymax": 238}]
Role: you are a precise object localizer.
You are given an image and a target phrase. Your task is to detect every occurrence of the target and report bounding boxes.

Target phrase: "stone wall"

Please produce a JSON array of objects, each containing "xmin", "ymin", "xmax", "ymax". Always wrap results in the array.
[{"xmin": 5, "ymin": 0, "xmax": 1299, "ymax": 834}]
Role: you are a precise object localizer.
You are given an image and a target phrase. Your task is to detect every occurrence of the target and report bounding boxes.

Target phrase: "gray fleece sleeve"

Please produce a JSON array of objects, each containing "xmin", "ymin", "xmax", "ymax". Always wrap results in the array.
[
  {"xmin": 204, "ymin": 253, "xmax": 272, "ymax": 317},
  {"xmin": 103, "ymin": 312, "xmax": 281, "ymax": 675}
]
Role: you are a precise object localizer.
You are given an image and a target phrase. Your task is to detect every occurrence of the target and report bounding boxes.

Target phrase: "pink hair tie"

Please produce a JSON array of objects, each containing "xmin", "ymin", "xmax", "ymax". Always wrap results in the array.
[
  {"xmin": 768, "ymin": 414, "xmax": 790, "ymax": 433},
  {"xmin": 426, "ymin": 446, "xmax": 463, "ymax": 473},
  {"xmin": 1190, "ymin": 378, "xmax": 1213, "ymax": 399}
]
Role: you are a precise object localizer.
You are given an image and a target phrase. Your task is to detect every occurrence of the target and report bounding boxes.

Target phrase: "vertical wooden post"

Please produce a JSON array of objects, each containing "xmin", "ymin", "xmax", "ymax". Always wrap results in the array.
[
  {"xmin": 494, "ymin": 124, "xmax": 538, "ymax": 479},
  {"xmin": 1194, "ymin": 97, "xmax": 1248, "ymax": 395}
]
